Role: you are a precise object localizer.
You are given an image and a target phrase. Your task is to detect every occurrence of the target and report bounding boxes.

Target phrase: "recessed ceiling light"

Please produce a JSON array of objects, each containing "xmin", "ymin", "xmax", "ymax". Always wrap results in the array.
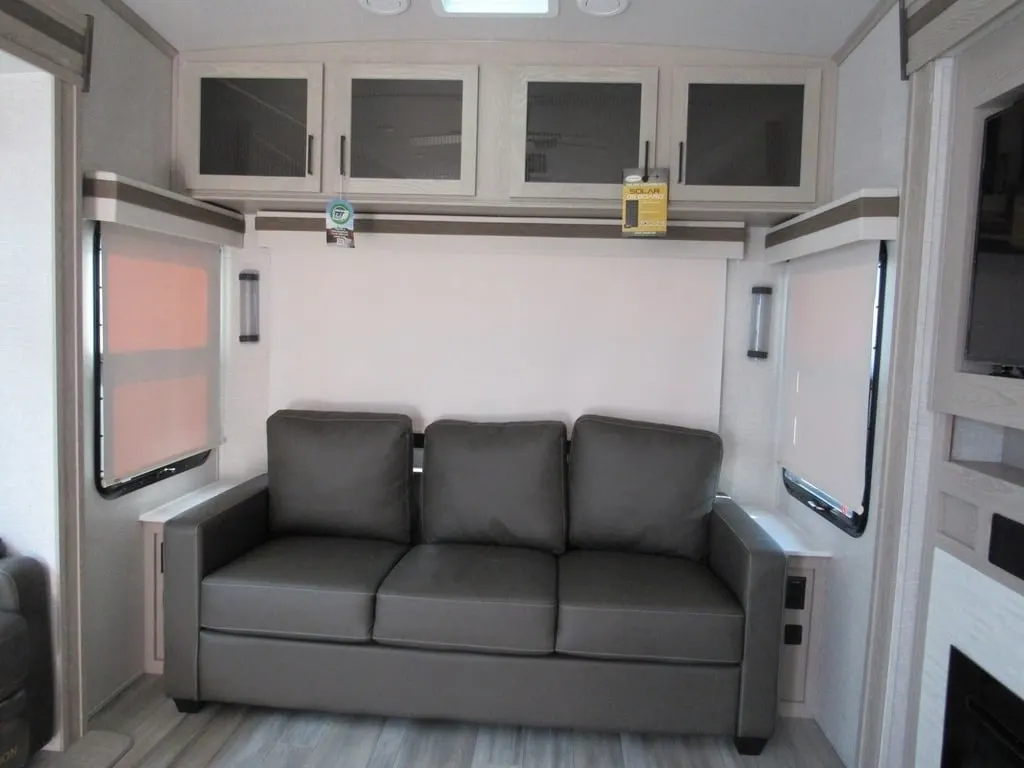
[
  {"xmin": 359, "ymin": 0, "xmax": 410, "ymax": 15},
  {"xmin": 432, "ymin": 0, "xmax": 559, "ymax": 17},
  {"xmin": 577, "ymin": 0, "xmax": 629, "ymax": 17}
]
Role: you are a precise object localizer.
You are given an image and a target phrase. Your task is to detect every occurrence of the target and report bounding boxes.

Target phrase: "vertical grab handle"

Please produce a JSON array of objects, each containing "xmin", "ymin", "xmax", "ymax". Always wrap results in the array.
[
  {"xmin": 340, "ymin": 136, "xmax": 347, "ymax": 176},
  {"xmin": 307, "ymin": 135, "xmax": 315, "ymax": 176},
  {"xmin": 678, "ymin": 142, "xmax": 686, "ymax": 184}
]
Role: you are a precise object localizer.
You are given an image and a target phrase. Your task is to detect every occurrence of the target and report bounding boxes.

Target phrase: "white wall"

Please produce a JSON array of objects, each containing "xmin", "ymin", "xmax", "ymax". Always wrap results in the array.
[
  {"xmin": 0, "ymin": 56, "xmax": 59, "ymax": 733},
  {"xmin": 718, "ymin": 228, "xmax": 785, "ymax": 505},
  {"xmin": 69, "ymin": 0, "xmax": 174, "ymax": 187},
  {"xmin": 261, "ymin": 232, "xmax": 728, "ymax": 434},
  {"xmin": 223, "ymin": 230, "xmax": 791, "ymax": 508},
  {"xmin": 833, "ymin": 8, "xmax": 909, "ymax": 198},
  {"xmin": 61, "ymin": 2, "xmax": 203, "ymax": 714},
  {"xmin": 777, "ymin": 9, "xmax": 909, "ymax": 767}
]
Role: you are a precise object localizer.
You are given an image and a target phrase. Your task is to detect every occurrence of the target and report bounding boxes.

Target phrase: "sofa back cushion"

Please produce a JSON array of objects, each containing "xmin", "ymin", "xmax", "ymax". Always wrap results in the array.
[
  {"xmin": 267, "ymin": 410, "xmax": 413, "ymax": 543},
  {"xmin": 568, "ymin": 415, "xmax": 723, "ymax": 560},
  {"xmin": 422, "ymin": 420, "xmax": 567, "ymax": 553}
]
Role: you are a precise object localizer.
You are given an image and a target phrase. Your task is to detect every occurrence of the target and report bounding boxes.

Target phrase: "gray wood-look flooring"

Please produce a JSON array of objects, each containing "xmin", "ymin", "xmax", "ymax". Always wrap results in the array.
[{"xmin": 32, "ymin": 676, "xmax": 845, "ymax": 768}]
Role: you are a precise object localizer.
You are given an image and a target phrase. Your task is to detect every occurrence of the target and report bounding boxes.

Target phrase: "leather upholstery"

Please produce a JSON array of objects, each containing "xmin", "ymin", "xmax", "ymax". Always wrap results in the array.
[
  {"xmin": 556, "ymin": 550, "xmax": 744, "ymax": 663},
  {"xmin": 163, "ymin": 476, "xmax": 271, "ymax": 701},
  {"xmin": 200, "ymin": 632, "xmax": 740, "ymax": 736},
  {"xmin": 268, "ymin": 411, "xmax": 413, "ymax": 543},
  {"xmin": 374, "ymin": 544, "xmax": 557, "ymax": 655},
  {"xmin": 568, "ymin": 415, "xmax": 723, "ymax": 560},
  {"xmin": 0, "ymin": 612, "xmax": 28, "ymax": 701},
  {"xmin": 422, "ymin": 420, "xmax": 567, "ymax": 553},
  {"xmin": 0, "ymin": 556, "xmax": 52, "ymax": 755},
  {"xmin": 708, "ymin": 499, "xmax": 787, "ymax": 741},
  {"xmin": 203, "ymin": 537, "xmax": 406, "ymax": 643}
]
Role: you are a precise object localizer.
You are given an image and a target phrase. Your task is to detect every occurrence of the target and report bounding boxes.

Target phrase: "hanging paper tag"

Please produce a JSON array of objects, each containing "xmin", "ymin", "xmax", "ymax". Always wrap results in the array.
[
  {"xmin": 326, "ymin": 199, "xmax": 355, "ymax": 248},
  {"xmin": 622, "ymin": 169, "xmax": 669, "ymax": 237}
]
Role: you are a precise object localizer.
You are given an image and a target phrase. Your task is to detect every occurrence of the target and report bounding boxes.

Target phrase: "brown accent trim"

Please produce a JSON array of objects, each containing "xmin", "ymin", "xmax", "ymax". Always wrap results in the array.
[
  {"xmin": 0, "ymin": 0, "xmax": 87, "ymax": 52},
  {"xmin": 906, "ymin": 0, "xmax": 958, "ymax": 36},
  {"xmin": 84, "ymin": 178, "xmax": 246, "ymax": 234},
  {"xmin": 256, "ymin": 216, "xmax": 745, "ymax": 242},
  {"xmin": 765, "ymin": 196, "xmax": 900, "ymax": 248}
]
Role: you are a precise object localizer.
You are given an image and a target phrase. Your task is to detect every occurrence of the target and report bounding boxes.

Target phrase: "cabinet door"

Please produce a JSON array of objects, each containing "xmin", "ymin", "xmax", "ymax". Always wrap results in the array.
[
  {"xmin": 181, "ymin": 62, "xmax": 324, "ymax": 193},
  {"xmin": 508, "ymin": 66, "xmax": 658, "ymax": 200},
  {"xmin": 671, "ymin": 67, "xmax": 821, "ymax": 203},
  {"xmin": 330, "ymin": 65, "xmax": 479, "ymax": 196}
]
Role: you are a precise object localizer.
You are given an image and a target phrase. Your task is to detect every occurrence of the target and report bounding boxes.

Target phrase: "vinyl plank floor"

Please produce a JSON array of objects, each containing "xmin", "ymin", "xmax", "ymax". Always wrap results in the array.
[{"xmin": 56, "ymin": 677, "xmax": 844, "ymax": 768}]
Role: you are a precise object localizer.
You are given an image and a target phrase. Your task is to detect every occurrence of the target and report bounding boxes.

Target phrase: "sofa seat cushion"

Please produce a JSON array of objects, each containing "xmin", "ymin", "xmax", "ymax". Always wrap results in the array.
[
  {"xmin": 202, "ymin": 537, "xmax": 406, "ymax": 643},
  {"xmin": 0, "ymin": 612, "xmax": 28, "ymax": 701},
  {"xmin": 556, "ymin": 551, "xmax": 744, "ymax": 664},
  {"xmin": 374, "ymin": 544, "xmax": 557, "ymax": 656}
]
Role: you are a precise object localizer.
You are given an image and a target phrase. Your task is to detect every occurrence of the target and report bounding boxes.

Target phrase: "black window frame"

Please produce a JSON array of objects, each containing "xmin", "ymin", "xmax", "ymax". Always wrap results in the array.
[
  {"xmin": 91, "ymin": 222, "xmax": 212, "ymax": 500},
  {"xmin": 782, "ymin": 241, "xmax": 889, "ymax": 538}
]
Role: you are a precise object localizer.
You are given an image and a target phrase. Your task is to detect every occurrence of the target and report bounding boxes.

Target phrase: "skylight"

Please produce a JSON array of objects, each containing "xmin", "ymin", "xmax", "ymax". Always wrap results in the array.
[{"xmin": 432, "ymin": 0, "xmax": 558, "ymax": 17}]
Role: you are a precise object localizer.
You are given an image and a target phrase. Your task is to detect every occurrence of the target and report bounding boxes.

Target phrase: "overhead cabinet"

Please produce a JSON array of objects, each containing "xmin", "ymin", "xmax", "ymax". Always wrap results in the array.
[
  {"xmin": 327, "ymin": 65, "xmax": 480, "ymax": 196},
  {"xmin": 508, "ymin": 66, "xmax": 659, "ymax": 200},
  {"xmin": 180, "ymin": 62, "xmax": 325, "ymax": 194},
  {"xmin": 670, "ymin": 67, "xmax": 822, "ymax": 204},
  {"xmin": 176, "ymin": 54, "xmax": 830, "ymax": 209}
]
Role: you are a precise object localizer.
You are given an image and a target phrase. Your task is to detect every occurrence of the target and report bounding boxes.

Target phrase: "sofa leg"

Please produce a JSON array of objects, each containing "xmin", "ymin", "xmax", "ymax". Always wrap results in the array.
[
  {"xmin": 173, "ymin": 699, "xmax": 205, "ymax": 714},
  {"xmin": 734, "ymin": 737, "xmax": 768, "ymax": 756}
]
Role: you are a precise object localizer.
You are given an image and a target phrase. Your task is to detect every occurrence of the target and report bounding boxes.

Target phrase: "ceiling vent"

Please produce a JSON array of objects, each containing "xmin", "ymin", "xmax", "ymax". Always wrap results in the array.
[
  {"xmin": 577, "ymin": 0, "xmax": 630, "ymax": 17},
  {"xmin": 359, "ymin": 0, "xmax": 410, "ymax": 15}
]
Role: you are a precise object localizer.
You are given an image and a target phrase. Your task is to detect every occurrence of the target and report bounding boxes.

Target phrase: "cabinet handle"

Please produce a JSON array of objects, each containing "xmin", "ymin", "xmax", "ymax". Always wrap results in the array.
[
  {"xmin": 159, "ymin": 540, "xmax": 164, "ymax": 574},
  {"xmin": 307, "ymin": 135, "xmax": 315, "ymax": 176},
  {"xmin": 678, "ymin": 142, "xmax": 686, "ymax": 184},
  {"xmin": 340, "ymin": 136, "xmax": 346, "ymax": 176}
]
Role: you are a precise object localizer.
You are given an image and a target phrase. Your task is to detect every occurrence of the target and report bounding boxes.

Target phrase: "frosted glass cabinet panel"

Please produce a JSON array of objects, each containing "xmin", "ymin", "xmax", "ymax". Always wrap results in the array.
[
  {"xmin": 332, "ymin": 65, "xmax": 479, "ymax": 196},
  {"xmin": 671, "ymin": 67, "xmax": 822, "ymax": 203},
  {"xmin": 509, "ymin": 66, "xmax": 659, "ymax": 200},
  {"xmin": 181, "ymin": 62, "xmax": 325, "ymax": 193}
]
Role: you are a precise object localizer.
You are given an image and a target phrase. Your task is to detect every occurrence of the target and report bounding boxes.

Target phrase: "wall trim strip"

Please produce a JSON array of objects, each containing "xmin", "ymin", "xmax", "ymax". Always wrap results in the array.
[
  {"xmin": 98, "ymin": 0, "xmax": 177, "ymax": 59},
  {"xmin": 765, "ymin": 189, "xmax": 900, "ymax": 249},
  {"xmin": 84, "ymin": 174, "xmax": 245, "ymax": 234},
  {"xmin": 833, "ymin": 0, "xmax": 900, "ymax": 65},
  {"xmin": 254, "ymin": 215, "xmax": 746, "ymax": 242}
]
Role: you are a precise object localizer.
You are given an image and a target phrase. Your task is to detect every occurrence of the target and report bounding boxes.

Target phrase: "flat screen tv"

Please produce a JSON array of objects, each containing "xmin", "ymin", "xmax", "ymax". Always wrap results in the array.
[{"xmin": 965, "ymin": 95, "xmax": 1024, "ymax": 371}]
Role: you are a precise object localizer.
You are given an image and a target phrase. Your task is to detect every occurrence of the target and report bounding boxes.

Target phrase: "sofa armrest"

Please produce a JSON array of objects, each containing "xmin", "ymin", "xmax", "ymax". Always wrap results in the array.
[
  {"xmin": 0, "ymin": 556, "xmax": 53, "ymax": 752},
  {"xmin": 708, "ymin": 499, "xmax": 787, "ymax": 741},
  {"xmin": 164, "ymin": 475, "xmax": 270, "ymax": 701}
]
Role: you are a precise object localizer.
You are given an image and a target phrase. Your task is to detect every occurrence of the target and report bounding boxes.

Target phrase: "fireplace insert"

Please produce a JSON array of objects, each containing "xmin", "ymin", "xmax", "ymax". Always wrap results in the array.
[{"xmin": 943, "ymin": 647, "xmax": 1024, "ymax": 767}]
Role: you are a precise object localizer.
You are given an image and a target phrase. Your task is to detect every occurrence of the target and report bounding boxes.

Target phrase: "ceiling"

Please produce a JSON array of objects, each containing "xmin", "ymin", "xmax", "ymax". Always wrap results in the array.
[{"xmin": 121, "ymin": 0, "xmax": 877, "ymax": 57}]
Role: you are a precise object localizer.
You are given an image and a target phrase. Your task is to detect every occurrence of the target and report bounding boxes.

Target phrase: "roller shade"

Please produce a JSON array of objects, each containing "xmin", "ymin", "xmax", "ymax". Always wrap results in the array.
[
  {"xmin": 0, "ymin": 0, "xmax": 92, "ymax": 89},
  {"xmin": 902, "ymin": 0, "xmax": 1024, "ymax": 75},
  {"xmin": 780, "ymin": 243, "xmax": 880, "ymax": 514},
  {"xmin": 98, "ymin": 223, "xmax": 222, "ymax": 485}
]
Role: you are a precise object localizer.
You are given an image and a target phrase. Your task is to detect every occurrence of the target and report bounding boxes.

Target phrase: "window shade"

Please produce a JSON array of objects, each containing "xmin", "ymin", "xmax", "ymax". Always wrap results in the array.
[
  {"xmin": 780, "ymin": 244, "xmax": 880, "ymax": 513},
  {"xmin": 99, "ymin": 223, "xmax": 221, "ymax": 484}
]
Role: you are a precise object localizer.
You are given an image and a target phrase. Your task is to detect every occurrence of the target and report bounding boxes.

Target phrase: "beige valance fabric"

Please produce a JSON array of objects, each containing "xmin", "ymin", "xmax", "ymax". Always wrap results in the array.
[
  {"xmin": 903, "ymin": 0, "xmax": 1024, "ymax": 74},
  {"xmin": 0, "ymin": 0, "xmax": 92, "ymax": 89}
]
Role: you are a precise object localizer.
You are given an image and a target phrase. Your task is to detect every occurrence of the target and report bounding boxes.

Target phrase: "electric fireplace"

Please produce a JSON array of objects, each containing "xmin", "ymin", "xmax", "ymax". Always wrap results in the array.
[{"xmin": 942, "ymin": 647, "xmax": 1024, "ymax": 767}]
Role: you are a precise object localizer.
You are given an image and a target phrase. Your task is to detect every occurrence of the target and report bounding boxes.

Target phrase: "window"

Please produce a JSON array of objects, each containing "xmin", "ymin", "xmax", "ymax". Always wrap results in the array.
[
  {"xmin": 780, "ymin": 243, "xmax": 889, "ymax": 537},
  {"xmin": 93, "ymin": 223, "xmax": 222, "ymax": 497}
]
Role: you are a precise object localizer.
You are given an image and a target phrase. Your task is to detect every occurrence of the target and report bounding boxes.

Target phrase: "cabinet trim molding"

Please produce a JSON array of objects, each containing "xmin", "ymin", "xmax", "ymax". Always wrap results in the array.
[{"xmin": 254, "ymin": 212, "xmax": 745, "ymax": 242}]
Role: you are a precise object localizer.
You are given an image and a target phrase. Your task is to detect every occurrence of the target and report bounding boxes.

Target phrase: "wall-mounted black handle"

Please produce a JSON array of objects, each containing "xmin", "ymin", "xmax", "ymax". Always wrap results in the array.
[
  {"xmin": 678, "ymin": 142, "xmax": 686, "ymax": 184},
  {"xmin": 307, "ymin": 135, "xmax": 315, "ymax": 176},
  {"xmin": 340, "ymin": 136, "xmax": 347, "ymax": 176}
]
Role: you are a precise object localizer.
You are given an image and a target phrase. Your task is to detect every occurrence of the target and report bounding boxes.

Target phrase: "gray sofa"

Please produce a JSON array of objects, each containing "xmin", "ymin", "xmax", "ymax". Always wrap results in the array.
[
  {"xmin": 0, "ymin": 553, "xmax": 54, "ymax": 768},
  {"xmin": 164, "ymin": 411, "xmax": 786, "ymax": 755}
]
